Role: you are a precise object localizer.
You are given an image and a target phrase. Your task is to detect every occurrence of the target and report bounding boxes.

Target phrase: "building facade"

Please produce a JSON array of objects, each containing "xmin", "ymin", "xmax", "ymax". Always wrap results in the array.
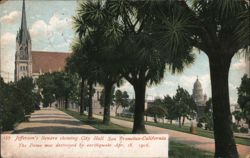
[
  {"xmin": 15, "ymin": 0, "xmax": 105, "ymax": 114},
  {"xmin": 14, "ymin": 0, "xmax": 32, "ymax": 81},
  {"xmin": 14, "ymin": 0, "xmax": 70, "ymax": 81},
  {"xmin": 192, "ymin": 77, "xmax": 207, "ymax": 120}
]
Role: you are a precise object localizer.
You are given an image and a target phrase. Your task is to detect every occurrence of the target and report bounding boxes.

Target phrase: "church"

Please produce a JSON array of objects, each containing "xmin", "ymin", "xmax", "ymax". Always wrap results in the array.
[
  {"xmin": 14, "ymin": 0, "xmax": 70, "ymax": 81},
  {"xmin": 14, "ymin": 0, "xmax": 105, "ymax": 114}
]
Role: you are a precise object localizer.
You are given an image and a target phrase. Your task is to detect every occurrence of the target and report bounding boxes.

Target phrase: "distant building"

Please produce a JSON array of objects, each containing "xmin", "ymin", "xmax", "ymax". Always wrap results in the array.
[
  {"xmin": 14, "ymin": 0, "xmax": 103, "ymax": 111},
  {"xmin": 192, "ymin": 77, "xmax": 207, "ymax": 120},
  {"xmin": 14, "ymin": 0, "xmax": 70, "ymax": 81}
]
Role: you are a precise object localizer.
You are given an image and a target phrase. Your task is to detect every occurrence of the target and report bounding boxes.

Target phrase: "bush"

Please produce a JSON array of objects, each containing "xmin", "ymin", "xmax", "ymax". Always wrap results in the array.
[
  {"xmin": 232, "ymin": 123, "xmax": 239, "ymax": 132},
  {"xmin": 197, "ymin": 122, "xmax": 203, "ymax": 128},
  {"xmin": 0, "ymin": 77, "xmax": 39, "ymax": 131},
  {"xmin": 239, "ymin": 127, "xmax": 249, "ymax": 133}
]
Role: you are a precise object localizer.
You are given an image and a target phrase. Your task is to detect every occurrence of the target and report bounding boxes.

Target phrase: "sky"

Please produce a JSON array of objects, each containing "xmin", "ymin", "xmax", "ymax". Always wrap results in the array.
[{"xmin": 0, "ymin": 0, "xmax": 248, "ymax": 104}]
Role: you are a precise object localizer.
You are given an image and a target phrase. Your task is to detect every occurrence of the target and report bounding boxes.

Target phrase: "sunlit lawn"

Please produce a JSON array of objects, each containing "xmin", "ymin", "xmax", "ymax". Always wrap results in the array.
[
  {"xmin": 60, "ymin": 109, "xmax": 213, "ymax": 158},
  {"xmin": 113, "ymin": 116, "xmax": 250, "ymax": 146}
]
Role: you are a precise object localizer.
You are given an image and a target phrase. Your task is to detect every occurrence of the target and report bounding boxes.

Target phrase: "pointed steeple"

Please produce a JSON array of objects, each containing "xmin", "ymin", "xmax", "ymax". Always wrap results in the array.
[
  {"xmin": 17, "ymin": 0, "xmax": 30, "ymax": 44},
  {"xmin": 21, "ymin": 0, "xmax": 27, "ymax": 31}
]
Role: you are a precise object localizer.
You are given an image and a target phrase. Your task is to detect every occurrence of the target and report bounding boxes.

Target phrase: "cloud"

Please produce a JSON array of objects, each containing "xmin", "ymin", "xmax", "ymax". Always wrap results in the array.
[
  {"xmin": 0, "ymin": 11, "xmax": 21, "ymax": 24},
  {"xmin": 0, "ymin": 32, "xmax": 15, "ymax": 47},
  {"xmin": 29, "ymin": 14, "xmax": 72, "ymax": 39},
  {"xmin": 231, "ymin": 58, "xmax": 246, "ymax": 71},
  {"xmin": 0, "ymin": 33, "xmax": 16, "ymax": 82},
  {"xmin": 29, "ymin": 20, "xmax": 48, "ymax": 38}
]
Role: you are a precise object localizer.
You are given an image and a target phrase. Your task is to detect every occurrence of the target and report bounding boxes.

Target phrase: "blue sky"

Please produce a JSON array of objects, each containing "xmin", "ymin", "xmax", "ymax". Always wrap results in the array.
[{"xmin": 0, "ymin": 0, "xmax": 248, "ymax": 104}]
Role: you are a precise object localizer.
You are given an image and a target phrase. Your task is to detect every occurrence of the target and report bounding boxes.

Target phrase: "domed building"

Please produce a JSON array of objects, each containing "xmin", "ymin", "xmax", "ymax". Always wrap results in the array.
[{"xmin": 192, "ymin": 77, "xmax": 207, "ymax": 120}]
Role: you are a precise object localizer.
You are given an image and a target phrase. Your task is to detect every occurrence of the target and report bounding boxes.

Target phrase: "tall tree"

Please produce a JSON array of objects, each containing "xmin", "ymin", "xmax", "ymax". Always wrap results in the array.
[
  {"xmin": 114, "ymin": 90, "xmax": 129, "ymax": 116},
  {"xmin": 237, "ymin": 74, "xmax": 250, "ymax": 128},
  {"xmin": 173, "ymin": 86, "xmax": 196, "ymax": 127},
  {"xmin": 163, "ymin": 95, "xmax": 178, "ymax": 124},
  {"xmin": 73, "ymin": 1, "xmax": 123, "ymax": 124},
  {"xmin": 155, "ymin": 1, "xmax": 249, "ymax": 156},
  {"xmin": 105, "ymin": 0, "xmax": 194, "ymax": 133},
  {"xmin": 147, "ymin": 98, "xmax": 165, "ymax": 123}
]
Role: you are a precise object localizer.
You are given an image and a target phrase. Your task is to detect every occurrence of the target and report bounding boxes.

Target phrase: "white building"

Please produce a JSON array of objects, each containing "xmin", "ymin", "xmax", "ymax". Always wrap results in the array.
[{"xmin": 192, "ymin": 77, "xmax": 207, "ymax": 120}]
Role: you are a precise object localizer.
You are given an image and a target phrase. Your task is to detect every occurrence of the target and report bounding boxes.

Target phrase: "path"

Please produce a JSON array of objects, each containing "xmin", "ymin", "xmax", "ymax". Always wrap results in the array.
[
  {"xmin": 12, "ymin": 107, "xmax": 100, "ymax": 134},
  {"xmin": 93, "ymin": 114, "xmax": 250, "ymax": 158}
]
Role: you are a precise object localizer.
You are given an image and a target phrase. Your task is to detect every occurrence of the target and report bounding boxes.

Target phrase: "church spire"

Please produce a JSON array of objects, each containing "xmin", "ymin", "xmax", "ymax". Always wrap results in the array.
[
  {"xmin": 18, "ymin": 0, "xmax": 30, "ymax": 44},
  {"xmin": 21, "ymin": 0, "xmax": 27, "ymax": 31}
]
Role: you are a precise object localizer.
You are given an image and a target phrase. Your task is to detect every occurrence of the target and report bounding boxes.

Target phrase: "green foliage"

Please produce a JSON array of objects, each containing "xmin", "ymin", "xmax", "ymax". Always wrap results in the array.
[
  {"xmin": 237, "ymin": 74, "xmax": 250, "ymax": 128},
  {"xmin": 173, "ymin": 86, "xmax": 197, "ymax": 121},
  {"xmin": 146, "ymin": 98, "xmax": 166, "ymax": 123},
  {"xmin": 15, "ymin": 77, "xmax": 37, "ymax": 115},
  {"xmin": 99, "ymin": 87, "xmax": 115, "ymax": 107},
  {"xmin": 199, "ymin": 98, "xmax": 213, "ymax": 130},
  {"xmin": 163, "ymin": 95, "xmax": 178, "ymax": 122},
  {"xmin": 0, "ymin": 77, "xmax": 40, "ymax": 131},
  {"xmin": 37, "ymin": 72, "xmax": 79, "ymax": 108},
  {"xmin": 114, "ymin": 90, "xmax": 130, "ymax": 112},
  {"xmin": 239, "ymin": 127, "xmax": 249, "ymax": 133},
  {"xmin": 232, "ymin": 111, "xmax": 244, "ymax": 126}
]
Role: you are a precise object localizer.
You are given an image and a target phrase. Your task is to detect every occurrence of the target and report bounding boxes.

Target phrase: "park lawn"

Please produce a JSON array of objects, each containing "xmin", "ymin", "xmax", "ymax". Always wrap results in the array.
[
  {"xmin": 113, "ymin": 116, "xmax": 250, "ymax": 146},
  {"xmin": 60, "ymin": 109, "xmax": 213, "ymax": 158}
]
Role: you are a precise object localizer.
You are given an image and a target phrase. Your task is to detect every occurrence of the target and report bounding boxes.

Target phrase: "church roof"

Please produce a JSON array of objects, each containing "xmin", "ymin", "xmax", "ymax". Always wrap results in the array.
[{"xmin": 32, "ymin": 51, "xmax": 71, "ymax": 73}]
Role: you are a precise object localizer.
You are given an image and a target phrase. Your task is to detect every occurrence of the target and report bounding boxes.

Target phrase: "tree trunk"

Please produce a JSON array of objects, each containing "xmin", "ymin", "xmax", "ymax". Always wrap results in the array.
[
  {"xmin": 103, "ymin": 83, "xmax": 113, "ymax": 125},
  {"xmin": 178, "ymin": 117, "xmax": 181, "ymax": 128},
  {"xmin": 132, "ymin": 82, "xmax": 147, "ymax": 133},
  {"xmin": 182, "ymin": 116, "xmax": 185, "ymax": 126},
  {"xmin": 88, "ymin": 82, "xmax": 93, "ymax": 119},
  {"xmin": 170, "ymin": 120, "xmax": 172, "ymax": 124},
  {"xmin": 115, "ymin": 105, "xmax": 119, "ymax": 116},
  {"xmin": 209, "ymin": 54, "xmax": 238, "ymax": 158},
  {"xmin": 79, "ymin": 78, "xmax": 84, "ymax": 115},
  {"xmin": 154, "ymin": 114, "xmax": 157, "ymax": 123},
  {"xmin": 65, "ymin": 96, "xmax": 68, "ymax": 110}
]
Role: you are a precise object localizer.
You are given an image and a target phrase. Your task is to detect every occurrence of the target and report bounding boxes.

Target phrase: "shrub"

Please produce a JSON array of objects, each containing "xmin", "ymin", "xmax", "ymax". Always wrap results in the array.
[
  {"xmin": 232, "ymin": 123, "xmax": 239, "ymax": 132},
  {"xmin": 239, "ymin": 127, "xmax": 249, "ymax": 133},
  {"xmin": 197, "ymin": 122, "xmax": 203, "ymax": 128}
]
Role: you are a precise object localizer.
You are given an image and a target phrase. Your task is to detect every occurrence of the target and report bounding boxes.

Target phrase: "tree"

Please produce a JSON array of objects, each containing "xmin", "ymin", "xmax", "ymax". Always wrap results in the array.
[
  {"xmin": 37, "ymin": 72, "xmax": 78, "ymax": 109},
  {"xmin": 0, "ymin": 77, "xmax": 39, "ymax": 131},
  {"xmin": 15, "ymin": 77, "xmax": 37, "ymax": 115},
  {"xmin": 173, "ymin": 86, "xmax": 196, "ymax": 127},
  {"xmin": 105, "ymin": 0, "xmax": 194, "ymax": 133},
  {"xmin": 237, "ymin": 74, "xmax": 250, "ymax": 128},
  {"xmin": 37, "ymin": 73, "xmax": 56, "ymax": 107},
  {"xmin": 199, "ymin": 98, "xmax": 213, "ymax": 130},
  {"xmin": 232, "ymin": 111, "xmax": 243, "ymax": 126},
  {"xmin": 67, "ymin": 38, "xmax": 100, "ymax": 119},
  {"xmin": 146, "ymin": 105, "xmax": 166, "ymax": 123},
  {"xmin": 163, "ymin": 95, "xmax": 178, "ymax": 124},
  {"xmin": 154, "ymin": 1, "xmax": 249, "ymax": 156},
  {"xmin": 0, "ymin": 79, "xmax": 24, "ymax": 130},
  {"xmin": 72, "ymin": 1, "xmax": 123, "ymax": 124},
  {"xmin": 114, "ymin": 90, "xmax": 129, "ymax": 116}
]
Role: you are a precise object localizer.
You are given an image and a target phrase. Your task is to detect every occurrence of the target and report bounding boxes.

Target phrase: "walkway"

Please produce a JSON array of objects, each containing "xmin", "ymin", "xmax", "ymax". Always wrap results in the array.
[
  {"xmin": 93, "ymin": 114, "xmax": 250, "ymax": 158},
  {"xmin": 12, "ymin": 107, "xmax": 100, "ymax": 134}
]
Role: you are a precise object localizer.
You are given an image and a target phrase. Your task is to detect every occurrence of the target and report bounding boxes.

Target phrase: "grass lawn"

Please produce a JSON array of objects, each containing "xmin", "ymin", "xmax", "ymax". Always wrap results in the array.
[
  {"xmin": 60, "ymin": 109, "xmax": 213, "ymax": 158},
  {"xmin": 113, "ymin": 116, "xmax": 250, "ymax": 146}
]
